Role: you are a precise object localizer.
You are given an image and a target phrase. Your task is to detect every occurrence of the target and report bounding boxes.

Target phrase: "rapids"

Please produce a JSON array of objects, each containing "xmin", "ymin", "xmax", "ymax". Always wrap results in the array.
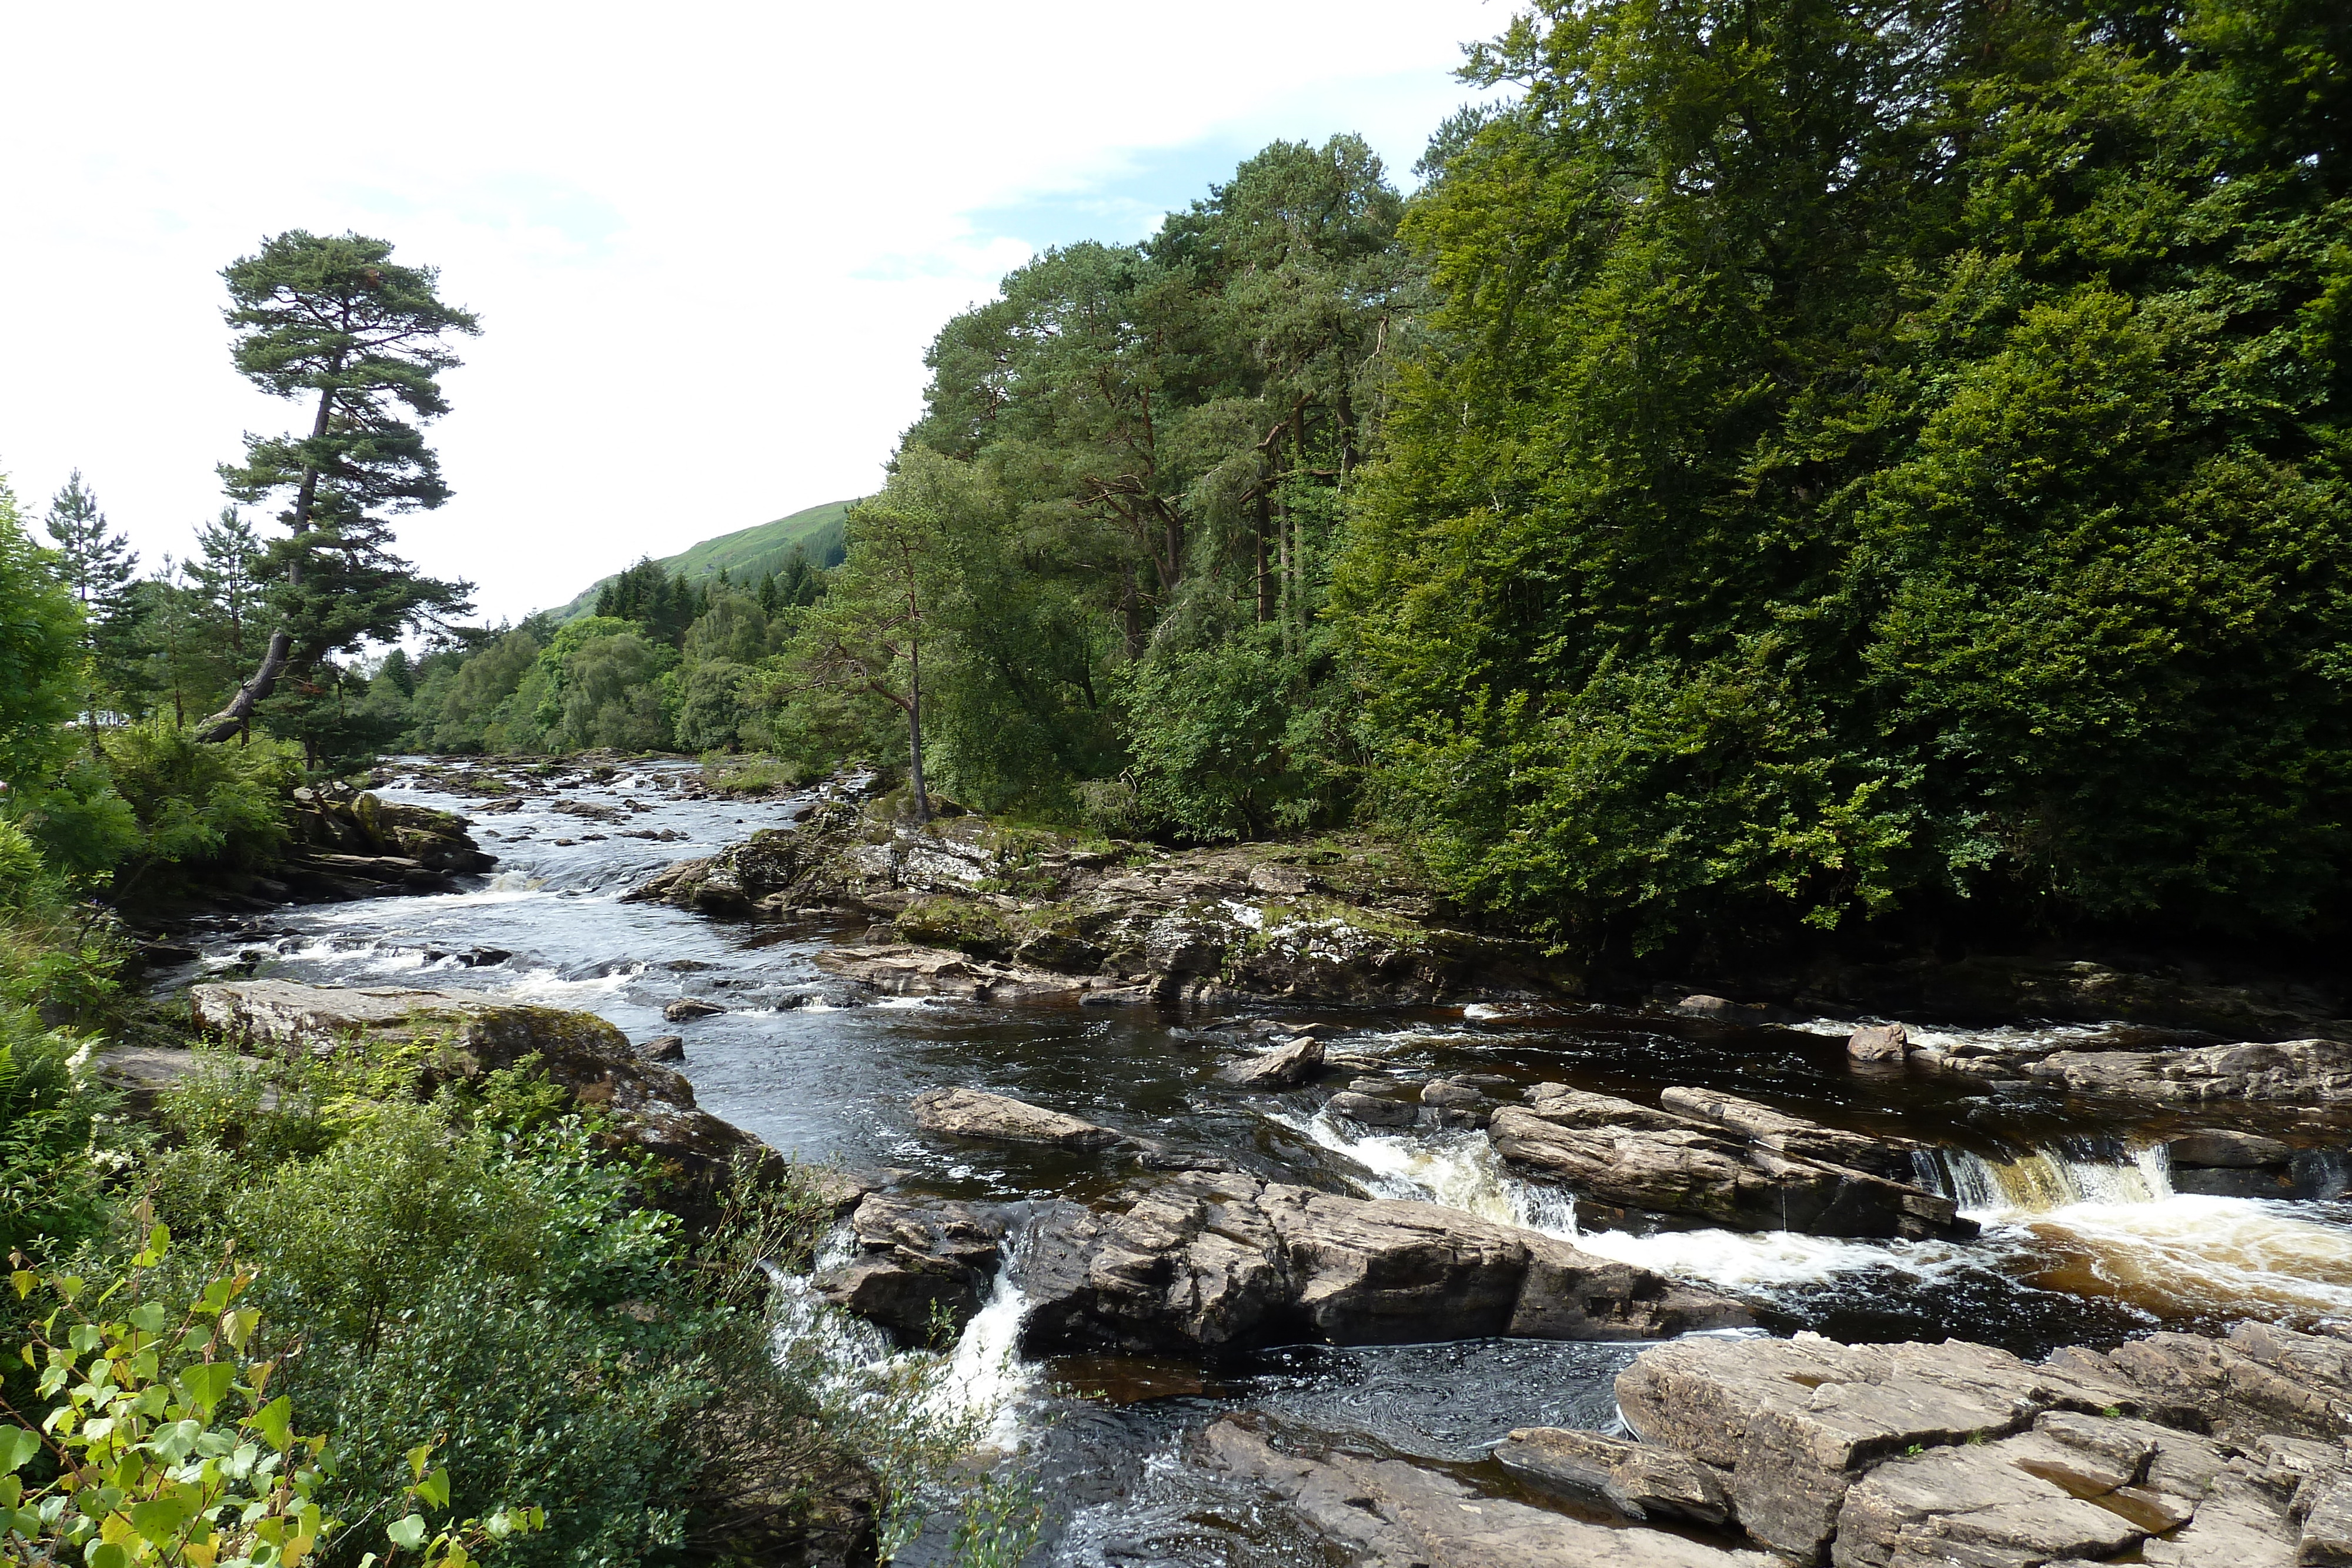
[{"xmin": 160, "ymin": 760, "xmax": 2352, "ymax": 1566}]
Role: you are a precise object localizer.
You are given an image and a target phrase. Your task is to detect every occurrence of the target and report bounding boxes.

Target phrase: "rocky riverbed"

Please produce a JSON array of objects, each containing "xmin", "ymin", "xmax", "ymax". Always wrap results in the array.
[{"xmin": 130, "ymin": 757, "xmax": 2352, "ymax": 1566}]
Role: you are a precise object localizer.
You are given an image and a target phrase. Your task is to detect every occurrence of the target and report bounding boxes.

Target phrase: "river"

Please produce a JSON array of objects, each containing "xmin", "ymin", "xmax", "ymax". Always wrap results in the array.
[{"xmin": 162, "ymin": 760, "xmax": 2352, "ymax": 1565}]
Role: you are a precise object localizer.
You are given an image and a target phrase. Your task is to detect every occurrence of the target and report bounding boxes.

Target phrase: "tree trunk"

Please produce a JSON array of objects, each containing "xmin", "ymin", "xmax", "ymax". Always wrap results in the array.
[
  {"xmin": 1119, "ymin": 566, "xmax": 1144, "ymax": 660},
  {"xmin": 1254, "ymin": 485, "xmax": 1274, "ymax": 624},
  {"xmin": 906, "ymin": 638, "xmax": 930, "ymax": 825},
  {"xmin": 195, "ymin": 629, "xmax": 291, "ymax": 743},
  {"xmin": 199, "ymin": 380, "xmax": 332, "ymax": 742}
]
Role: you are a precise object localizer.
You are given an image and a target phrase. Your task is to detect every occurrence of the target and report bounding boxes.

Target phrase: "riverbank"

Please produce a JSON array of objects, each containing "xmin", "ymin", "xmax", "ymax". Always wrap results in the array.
[{"xmin": 140, "ymin": 756, "xmax": 2352, "ymax": 1566}]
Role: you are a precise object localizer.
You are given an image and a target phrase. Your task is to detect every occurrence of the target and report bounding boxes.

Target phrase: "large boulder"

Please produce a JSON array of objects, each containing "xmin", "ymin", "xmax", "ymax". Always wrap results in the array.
[
  {"xmin": 1493, "ymin": 1428, "xmax": 1732, "ymax": 1526},
  {"xmin": 908, "ymin": 1086, "xmax": 1130, "ymax": 1150},
  {"xmin": 1202, "ymin": 1418, "xmax": 1777, "ymax": 1568},
  {"xmin": 1489, "ymin": 1085, "xmax": 1967, "ymax": 1241},
  {"xmin": 812, "ymin": 1193, "xmax": 1009, "ymax": 1342},
  {"xmin": 276, "ymin": 784, "xmax": 495, "ymax": 900},
  {"xmin": 1014, "ymin": 1170, "xmax": 1747, "ymax": 1358},
  {"xmin": 186, "ymin": 980, "xmax": 773, "ymax": 1226}
]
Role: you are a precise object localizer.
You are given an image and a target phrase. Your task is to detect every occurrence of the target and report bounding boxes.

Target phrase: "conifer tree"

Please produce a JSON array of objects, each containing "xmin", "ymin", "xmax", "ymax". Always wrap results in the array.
[
  {"xmin": 43, "ymin": 470, "xmax": 141, "ymax": 732},
  {"xmin": 200, "ymin": 230, "xmax": 477, "ymax": 742}
]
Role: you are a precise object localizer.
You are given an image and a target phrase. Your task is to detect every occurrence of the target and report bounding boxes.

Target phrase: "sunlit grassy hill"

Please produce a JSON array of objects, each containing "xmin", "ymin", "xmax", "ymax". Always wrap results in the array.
[{"xmin": 552, "ymin": 497, "xmax": 857, "ymax": 620}]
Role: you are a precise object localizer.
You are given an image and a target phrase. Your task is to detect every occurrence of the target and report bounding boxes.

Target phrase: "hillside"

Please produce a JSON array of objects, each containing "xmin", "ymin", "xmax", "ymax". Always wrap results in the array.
[{"xmin": 551, "ymin": 497, "xmax": 858, "ymax": 620}]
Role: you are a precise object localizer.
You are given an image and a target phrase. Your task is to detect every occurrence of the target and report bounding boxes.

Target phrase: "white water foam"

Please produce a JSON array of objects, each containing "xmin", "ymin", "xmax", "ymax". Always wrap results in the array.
[{"xmin": 1925, "ymin": 1144, "xmax": 2352, "ymax": 1319}]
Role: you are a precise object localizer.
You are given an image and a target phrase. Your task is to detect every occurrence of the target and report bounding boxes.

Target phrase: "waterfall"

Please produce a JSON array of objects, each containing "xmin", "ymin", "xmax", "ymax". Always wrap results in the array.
[{"xmin": 1917, "ymin": 1139, "xmax": 2174, "ymax": 1217}]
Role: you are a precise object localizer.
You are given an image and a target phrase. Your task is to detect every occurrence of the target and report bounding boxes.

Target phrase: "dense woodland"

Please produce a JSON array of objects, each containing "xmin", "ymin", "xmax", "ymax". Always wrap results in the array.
[{"xmin": 345, "ymin": 0, "xmax": 2347, "ymax": 964}]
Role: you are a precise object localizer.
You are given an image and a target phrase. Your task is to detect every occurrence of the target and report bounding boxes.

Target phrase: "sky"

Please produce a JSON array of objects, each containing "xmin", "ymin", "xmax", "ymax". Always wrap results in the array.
[{"xmin": 2, "ymin": 1, "xmax": 1507, "ymax": 625}]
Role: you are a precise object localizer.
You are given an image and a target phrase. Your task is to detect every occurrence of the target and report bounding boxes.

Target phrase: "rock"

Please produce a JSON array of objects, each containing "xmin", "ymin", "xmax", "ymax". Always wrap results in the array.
[
  {"xmin": 1847, "ymin": 1024, "xmax": 1910, "ymax": 1062},
  {"xmin": 637, "ymin": 1034, "xmax": 687, "ymax": 1062},
  {"xmin": 1489, "ymin": 1087, "xmax": 1966, "ymax": 1241},
  {"xmin": 2062, "ymin": 1322, "xmax": 2352, "ymax": 1444},
  {"xmin": 1494, "ymin": 1428, "xmax": 1731, "ymax": 1525},
  {"xmin": 1221, "ymin": 1037, "xmax": 1324, "ymax": 1088},
  {"xmin": 909, "ymin": 1086, "xmax": 1128, "ymax": 1149},
  {"xmin": 664, "ymin": 997, "xmax": 726, "ymax": 1022},
  {"xmin": 1677, "ymin": 994, "xmax": 1803, "ymax": 1025},
  {"xmin": 1614, "ymin": 1333, "xmax": 2153, "ymax": 1560},
  {"xmin": 1654, "ymin": 1086, "xmax": 1925, "ymax": 1181},
  {"xmin": 1831, "ymin": 1410, "xmax": 2237, "ymax": 1568},
  {"xmin": 1015, "ymin": 1169, "xmax": 1747, "ymax": 1358},
  {"xmin": 2299, "ymin": 1472, "xmax": 2352, "ymax": 1564},
  {"xmin": 813, "ymin": 944, "xmax": 1097, "ymax": 1002},
  {"xmin": 633, "ymin": 801, "xmax": 1576, "ymax": 1004},
  {"xmin": 1329, "ymin": 1091, "xmax": 1420, "ymax": 1127},
  {"xmin": 1202, "ymin": 1418, "xmax": 1776, "ymax": 1568},
  {"xmin": 2166, "ymin": 1129, "xmax": 2297, "ymax": 1167},
  {"xmin": 2027, "ymin": 1039, "xmax": 2352, "ymax": 1105},
  {"xmin": 813, "ymin": 1193, "xmax": 1008, "ymax": 1342},
  {"xmin": 186, "ymin": 980, "xmax": 772, "ymax": 1228}
]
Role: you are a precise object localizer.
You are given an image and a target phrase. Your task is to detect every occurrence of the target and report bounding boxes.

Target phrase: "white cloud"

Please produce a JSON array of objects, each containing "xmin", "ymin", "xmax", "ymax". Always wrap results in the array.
[{"xmin": 2, "ymin": 0, "xmax": 1505, "ymax": 622}]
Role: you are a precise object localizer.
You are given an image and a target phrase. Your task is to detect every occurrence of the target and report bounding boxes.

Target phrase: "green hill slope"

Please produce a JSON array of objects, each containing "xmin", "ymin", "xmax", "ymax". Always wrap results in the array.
[{"xmin": 550, "ymin": 498, "xmax": 859, "ymax": 621}]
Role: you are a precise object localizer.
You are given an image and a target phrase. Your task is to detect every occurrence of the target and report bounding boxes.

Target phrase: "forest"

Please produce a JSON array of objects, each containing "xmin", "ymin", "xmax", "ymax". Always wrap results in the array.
[{"xmin": 226, "ymin": 0, "xmax": 2340, "ymax": 965}]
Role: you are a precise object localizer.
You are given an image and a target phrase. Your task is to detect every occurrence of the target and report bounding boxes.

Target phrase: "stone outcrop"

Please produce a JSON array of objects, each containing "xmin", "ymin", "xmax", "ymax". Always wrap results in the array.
[
  {"xmin": 276, "ymin": 783, "xmax": 495, "ymax": 900},
  {"xmin": 1013, "ymin": 1169, "xmax": 1747, "ymax": 1358},
  {"xmin": 1220, "ymin": 1036, "xmax": 1325, "ymax": 1088},
  {"xmin": 1488, "ymin": 1084, "xmax": 1967, "ymax": 1240},
  {"xmin": 908, "ymin": 1086, "xmax": 1130, "ymax": 1150},
  {"xmin": 186, "ymin": 980, "xmax": 770, "ymax": 1225},
  {"xmin": 2026, "ymin": 1038, "xmax": 2352, "ymax": 1105},
  {"xmin": 1202, "ymin": 1419, "xmax": 1776, "ymax": 1568},
  {"xmin": 626, "ymin": 801, "xmax": 1573, "ymax": 1005},
  {"xmin": 1493, "ymin": 1428, "xmax": 1732, "ymax": 1526},
  {"xmin": 1846, "ymin": 1024, "xmax": 1910, "ymax": 1062},
  {"xmin": 1598, "ymin": 1324, "xmax": 2352, "ymax": 1567},
  {"xmin": 812, "ymin": 1193, "xmax": 1008, "ymax": 1342}
]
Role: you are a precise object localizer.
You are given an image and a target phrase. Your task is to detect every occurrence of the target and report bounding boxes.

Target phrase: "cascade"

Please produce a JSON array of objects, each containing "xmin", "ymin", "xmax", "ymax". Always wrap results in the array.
[{"xmin": 1919, "ymin": 1139, "xmax": 2174, "ymax": 1216}]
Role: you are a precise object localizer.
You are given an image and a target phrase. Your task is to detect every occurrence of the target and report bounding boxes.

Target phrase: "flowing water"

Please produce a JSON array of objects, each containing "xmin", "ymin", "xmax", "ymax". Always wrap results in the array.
[{"xmin": 159, "ymin": 760, "xmax": 2352, "ymax": 1564}]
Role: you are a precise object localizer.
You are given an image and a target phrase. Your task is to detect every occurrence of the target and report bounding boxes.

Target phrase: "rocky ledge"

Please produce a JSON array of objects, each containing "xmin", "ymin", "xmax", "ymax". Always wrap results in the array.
[
  {"xmin": 154, "ymin": 979, "xmax": 775, "ymax": 1226},
  {"xmin": 270, "ymin": 783, "xmax": 495, "ymax": 901},
  {"xmin": 624, "ymin": 800, "xmax": 1568, "ymax": 1005},
  {"xmin": 820, "ymin": 1168, "xmax": 1746, "ymax": 1357},
  {"xmin": 1480, "ymin": 1082, "xmax": 1969, "ymax": 1241},
  {"xmin": 1214, "ymin": 1321, "xmax": 2352, "ymax": 1568}
]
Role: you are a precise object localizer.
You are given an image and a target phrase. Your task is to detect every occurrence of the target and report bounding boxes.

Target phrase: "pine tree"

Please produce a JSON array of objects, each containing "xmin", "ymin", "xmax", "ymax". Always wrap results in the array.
[
  {"xmin": 201, "ymin": 230, "xmax": 478, "ymax": 742},
  {"xmin": 44, "ymin": 470, "xmax": 141, "ymax": 731},
  {"xmin": 189, "ymin": 507, "xmax": 262, "ymax": 657}
]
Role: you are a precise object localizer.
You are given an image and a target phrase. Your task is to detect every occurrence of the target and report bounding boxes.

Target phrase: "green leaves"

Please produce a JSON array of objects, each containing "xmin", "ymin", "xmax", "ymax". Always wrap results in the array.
[
  {"xmin": 178, "ymin": 1360, "xmax": 235, "ymax": 1414},
  {"xmin": 0, "ymin": 1425, "xmax": 39, "ymax": 1472}
]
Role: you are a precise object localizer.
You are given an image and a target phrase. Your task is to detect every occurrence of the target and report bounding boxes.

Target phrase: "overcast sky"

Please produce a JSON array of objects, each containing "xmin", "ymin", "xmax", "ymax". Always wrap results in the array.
[{"xmin": 2, "ymin": 1, "xmax": 1505, "ymax": 625}]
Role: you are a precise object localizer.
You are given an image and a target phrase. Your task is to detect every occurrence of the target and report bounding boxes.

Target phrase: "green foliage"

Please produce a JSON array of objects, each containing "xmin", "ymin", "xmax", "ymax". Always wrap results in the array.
[
  {"xmin": 99, "ymin": 724, "xmax": 301, "ymax": 898},
  {"xmin": 1339, "ymin": 0, "xmax": 2352, "ymax": 950},
  {"xmin": 0, "ymin": 473, "xmax": 93, "ymax": 800},
  {"xmin": 1, "ymin": 1232, "xmax": 540, "ymax": 1568},
  {"xmin": 0, "ymin": 1025, "xmax": 111, "ymax": 1263}
]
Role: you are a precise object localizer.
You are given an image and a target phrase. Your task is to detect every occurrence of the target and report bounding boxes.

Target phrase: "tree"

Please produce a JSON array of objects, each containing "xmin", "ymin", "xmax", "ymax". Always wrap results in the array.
[
  {"xmin": 189, "ymin": 505, "xmax": 263, "ymax": 659},
  {"xmin": 0, "ymin": 474, "xmax": 85, "ymax": 798},
  {"xmin": 200, "ymin": 231, "xmax": 478, "ymax": 743},
  {"xmin": 43, "ymin": 470, "xmax": 141, "ymax": 733},
  {"xmin": 793, "ymin": 456, "xmax": 964, "ymax": 823}
]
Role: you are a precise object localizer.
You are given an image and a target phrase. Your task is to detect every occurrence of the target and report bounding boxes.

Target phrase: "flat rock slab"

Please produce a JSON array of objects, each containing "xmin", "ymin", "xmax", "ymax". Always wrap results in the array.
[
  {"xmin": 1204, "ymin": 1418, "xmax": 1777, "ymax": 1568},
  {"xmin": 1491, "ymin": 1085, "xmax": 1964, "ymax": 1241},
  {"xmin": 1015, "ymin": 1169, "xmax": 1747, "ymax": 1357},
  {"xmin": 814, "ymin": 944, "xmax": 1097, "ymax": 1002},
  {"xmin": 2027, "ymin": 1038, "xmax": 2352, "ymax": 1105},
  {"xmin": 910, "ymin": 1086, "xmax": 1129, "ymax": 1149},
  {"xmin": 1616, "ymin": 1333, "xmax": 2152, "ymax": 1560},
  {"xmin": 1495, "ymin": 1428, "xmax": 1731, "ymax": 1525}
]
